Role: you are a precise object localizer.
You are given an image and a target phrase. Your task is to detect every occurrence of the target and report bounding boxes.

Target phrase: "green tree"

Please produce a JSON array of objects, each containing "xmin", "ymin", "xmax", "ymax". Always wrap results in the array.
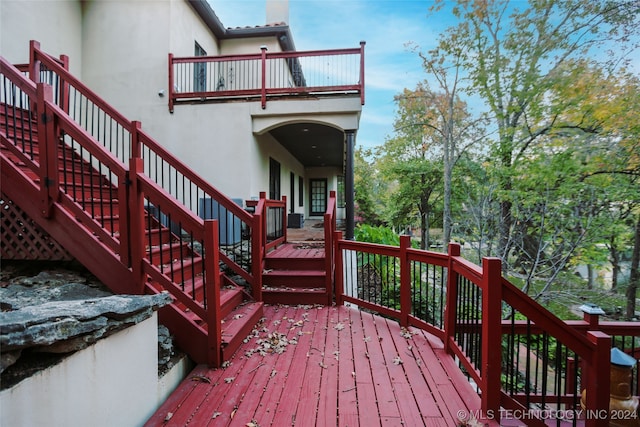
[
  {"xmin": 429, "ymin": 0, "xmax": 640, "ymax": 262},
  {"xmin": 354, "ymin": 147, "xmax": 382, "ymax": 226}
]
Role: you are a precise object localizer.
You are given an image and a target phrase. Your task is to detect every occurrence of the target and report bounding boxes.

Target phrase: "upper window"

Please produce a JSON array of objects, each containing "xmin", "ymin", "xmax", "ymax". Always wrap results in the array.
[{"xmin": 194, "ymin": 42, "xmax": 207, "ymax": 92}]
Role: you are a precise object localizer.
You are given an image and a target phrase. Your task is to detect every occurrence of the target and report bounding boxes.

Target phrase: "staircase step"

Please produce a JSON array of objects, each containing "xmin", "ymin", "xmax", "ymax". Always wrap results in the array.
[
  {"xmin": 264, "ymin": 256, "xmax": 325, "ymax": 271},
  {"xmin": 262, "ymin": 269, "xmax": 326, "ymax": 288},
  {"xmin": 145, "ymin": 227, "xmax": 174, "ymax": 246},
  {"xmin": 262, "ymin": 288, "xmax": 329, "ymax": 305},
  {"xmin": 221, "ymin": 301, "xmax": 264, "ymax": 361},
  {"xmin": 180, "ymin": 275, "xmax": 244, "ymax": 317}
]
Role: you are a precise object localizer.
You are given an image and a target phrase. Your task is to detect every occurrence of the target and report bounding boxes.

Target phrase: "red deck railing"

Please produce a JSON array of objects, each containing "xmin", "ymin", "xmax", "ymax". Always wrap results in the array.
[
  {"xmin": 334, "ymin": 236, "xmax": 640, "ymax": 426},
  {"xmin": 168, "ymin": 42, "xmax": 366, "ymax": 112},
  {"xmin": 19, "ymin": 40, "xmax": 260, "ymax": 290},
  {"xmin": 1, "ymin": 41, "xmax": 268, "ymax": 365}
]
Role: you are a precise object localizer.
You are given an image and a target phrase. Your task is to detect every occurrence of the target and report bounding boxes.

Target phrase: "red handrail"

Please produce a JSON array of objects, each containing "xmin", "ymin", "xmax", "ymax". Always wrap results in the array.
[
  {"xmin": 324, "ymin": 191, "xmax": 337, "ymax": 305},
  {"xmin": 169, "ymin": 44, "xmax": 365, "ymax": 111},
  {"xmin": 333, "ymin": 238, "xmax": 623, "ymax": 425}
]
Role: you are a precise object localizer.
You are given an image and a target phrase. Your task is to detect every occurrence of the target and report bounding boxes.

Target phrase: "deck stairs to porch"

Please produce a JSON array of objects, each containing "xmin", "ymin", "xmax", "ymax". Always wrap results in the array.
[
  {"xmin": 262, "ymin": 241, "xmax": 328, "ymax": 305},
  {"xmin": 0, "ymin": 49, "xmax": 262, "ymax": 366}
]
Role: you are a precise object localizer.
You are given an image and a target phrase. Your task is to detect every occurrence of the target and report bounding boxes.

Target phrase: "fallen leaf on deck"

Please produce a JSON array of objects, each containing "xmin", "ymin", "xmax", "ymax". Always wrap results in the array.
[
  {"xmin": 190, "ymin": 375, "xmax": 211, "ymax": 383},
  {"xmin": 164, "ymin": 412, "xmax": 173, "ymax": 421},
  {"xmin": 211, "ymin": 412, "xmax": 221, "ymax": 419},
  {"xmin": 334, "ymin": 323, "xmax": 345, "ymax": 331},
  {"xmin": 393, "ymin": 356, "xmax": 403, "ymax": 365},
  {"xmin": 224, "ymin": 377, "xmax": 235, "ymax": 383}
]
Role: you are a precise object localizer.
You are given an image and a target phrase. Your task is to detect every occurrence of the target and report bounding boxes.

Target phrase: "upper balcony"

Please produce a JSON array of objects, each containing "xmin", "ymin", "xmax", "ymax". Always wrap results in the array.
[{"xmin": 167, "ymin": 43, "xmax": 366, "ymax": 112}]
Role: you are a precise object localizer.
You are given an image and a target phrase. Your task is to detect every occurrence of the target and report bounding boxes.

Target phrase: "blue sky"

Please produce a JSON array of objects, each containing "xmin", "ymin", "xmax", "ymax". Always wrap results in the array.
[{"xmin": 210, "ymin": 0, "xmax": 444, "ymax": 151}]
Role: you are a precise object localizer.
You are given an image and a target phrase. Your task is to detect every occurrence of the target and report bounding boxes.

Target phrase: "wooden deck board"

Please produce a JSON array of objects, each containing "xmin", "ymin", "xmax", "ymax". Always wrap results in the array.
[{"xmin": 147, "ymin": 305, "xmax": 495, "ymax": 427}]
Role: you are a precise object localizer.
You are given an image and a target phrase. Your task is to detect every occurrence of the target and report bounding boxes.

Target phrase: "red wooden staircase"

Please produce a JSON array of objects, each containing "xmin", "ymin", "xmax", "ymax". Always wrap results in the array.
[
  {"xmin": 263, "ymin": 242, "xmax": 329, "ymax": 305},
  {"xmin": 1, "ymin": 42, "xmax": 265, "ymax": 366}
]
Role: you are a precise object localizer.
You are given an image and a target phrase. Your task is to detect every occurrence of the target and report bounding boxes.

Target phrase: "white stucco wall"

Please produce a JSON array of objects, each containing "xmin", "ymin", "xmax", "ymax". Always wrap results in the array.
[
  {"xmin": 0, "ymin": 315, "xmax": 161, "ymax": 427},
  {"xmin": 0, "ymin": 0, "xmax": 83, "ymax": 75},
  {"xmin": 1, "ymin": 0, "xmax": 359, "ymax": 220}
]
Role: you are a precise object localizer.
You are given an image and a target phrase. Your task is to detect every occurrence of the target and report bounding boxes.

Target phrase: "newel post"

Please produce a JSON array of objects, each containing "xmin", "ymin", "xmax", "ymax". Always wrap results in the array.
[
  {"xmin": 128, "ymin": 157, "xmax": 146, "ymax": 294},
  {"xmin": 36, "ymin": 83, "xmax": 56, "ymax": 218},
  {"xmin": 443, "ymin": 242, "xmax": 461, "ymax": 355},
  {"xmin": 204, "ymin": 219, "xmax": 222, "ymax": 367},
  {"xmin": 281, "ymin": 195, "xmax": 287, "ymax": 242},
  {"xmin": 251, "ymin": 208, "xmax": 263, "ymax": 302},
  {"xmin": 334, "ymin": 231, "xmax": 344, "ymax": 305},
  {"xmin": 585, "ymin": 331, "xmax": 611, "ymax": 427},
  {"xmin": 481, "ymin": 256, "xmax": 503, "ymax": 416},
  {"xmin": 260, "ymin": 46, "xmax": 268, "ymax": 109},
  {"xmin": 59, "ymin": 55, "xmax": 70, "ymax": 114},
  {"xmin": 168, "ymin": 53, "xmax": 174, "ymax": 113},
  {"xmin": 131, "ymin": 121, "xmax": 142, "ymax": 158},
  {"xmin": 359, "ymin": 40, "xmax": 366, "ymax": 105},
  {"xmin": 399, "ymin": 235, "xmax": 411, "ymax": 327},
  {"xmin": 29, "ymin": 40, "xmax": 41, "ymax": 83}
]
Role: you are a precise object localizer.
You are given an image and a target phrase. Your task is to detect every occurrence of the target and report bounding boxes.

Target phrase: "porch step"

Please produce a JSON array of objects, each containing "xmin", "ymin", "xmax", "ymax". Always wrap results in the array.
[
  {"xmin": 262, "ymin": 269, "xmax": 326, "ymax": 288},
  {"xmin": 221, "ymin": 301, "xmax": 264, "ymax": 361},
  {"xmin": 262, "ymin": 288, "xmax": 328, "ymax": 305}
]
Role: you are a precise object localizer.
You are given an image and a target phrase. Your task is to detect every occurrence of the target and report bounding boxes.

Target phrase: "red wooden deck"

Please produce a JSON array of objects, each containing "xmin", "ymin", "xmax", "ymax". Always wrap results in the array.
[{"xmin": 146, "ymin": 304, "xmax": 497, "ymax": 426}]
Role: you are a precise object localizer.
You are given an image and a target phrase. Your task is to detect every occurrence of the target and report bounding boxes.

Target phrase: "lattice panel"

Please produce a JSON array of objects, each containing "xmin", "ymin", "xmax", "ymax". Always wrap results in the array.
[{"xmin": 1, "ymin": 194, "xmax": 73, "ymax": 261}]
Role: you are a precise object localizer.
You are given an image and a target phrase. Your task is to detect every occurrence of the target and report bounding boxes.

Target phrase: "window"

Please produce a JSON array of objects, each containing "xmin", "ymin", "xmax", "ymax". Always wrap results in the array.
[
  {"xmin": 269, "ymin": 158, "xmax": 281, "ymax": 200},
  {"xmin": 298, "ymin": 176, "xmax": 304, "ymax": 207},
  {"xmin": 290, "ymin": 172, "xmax": 295, "ymax": 213},
  {"xmin": 194, "ymin": 42, "xmax": 207, "ymax": 92},
  {"xmin": 337, "ymin": 175, "xmax": 345, "ymax": 208}
]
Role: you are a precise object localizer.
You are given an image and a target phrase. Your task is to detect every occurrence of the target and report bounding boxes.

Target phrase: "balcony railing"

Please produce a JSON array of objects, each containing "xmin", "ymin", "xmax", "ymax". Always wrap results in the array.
[
  {"xmin": 334, "ymin": 236, "xmax": 640, "ymax": 426},
  {"xmin": 168, "ymin": 42, "xmax": 365, "ymax": 111}
]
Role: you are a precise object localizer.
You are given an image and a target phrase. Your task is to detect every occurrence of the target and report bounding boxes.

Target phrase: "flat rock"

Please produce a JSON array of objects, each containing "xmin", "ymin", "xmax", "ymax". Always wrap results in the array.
[{"xmin": 1, "ymin": 293, "xmax": 173, "ymax": 352}]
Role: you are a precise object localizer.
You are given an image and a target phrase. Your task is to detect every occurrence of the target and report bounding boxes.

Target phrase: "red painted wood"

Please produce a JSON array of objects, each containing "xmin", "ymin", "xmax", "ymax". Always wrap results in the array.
[
  {"xmin": 146, "ymin": 305, "xmax": 500, "ymax": 426},
  {"xmin": 224, "ymin": 308, "xmax": 290, "ymax": 426},
  {"xmin": 250, "ymin": 306, "xmax": 303, "ymax": 423},
  {"xmin": 359, "ymin": 311, "xmax": 402, "ymax": 420},
  {"xmin": 313, "ymin": 307, "xmax": 340, "ymax": 426},
  {"xmin": 349, "ymin": 309, "xmax": 382, "ymax": 427},
  {"xmin": 270, "ymin": 306, "xmax": 321, "ymax": 426}
]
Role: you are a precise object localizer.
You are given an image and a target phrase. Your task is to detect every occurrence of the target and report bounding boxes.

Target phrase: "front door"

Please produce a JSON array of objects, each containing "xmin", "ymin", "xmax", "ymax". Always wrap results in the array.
[{"xmin": 309, "ymin": 179, "xmax": 327, "ymax": 216}]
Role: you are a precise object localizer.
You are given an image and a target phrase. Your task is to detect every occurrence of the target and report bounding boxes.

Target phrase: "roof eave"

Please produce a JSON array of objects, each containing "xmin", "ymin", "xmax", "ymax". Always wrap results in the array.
[{"xmin": 188, "ymin": 0, "xmax": 296, "ymax": 51}]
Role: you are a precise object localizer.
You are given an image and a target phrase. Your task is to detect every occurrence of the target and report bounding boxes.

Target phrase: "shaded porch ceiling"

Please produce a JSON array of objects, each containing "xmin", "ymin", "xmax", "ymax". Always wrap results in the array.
[{"xmin": 269, "ymin": 123, "xmax": 344, "ymax": 168}]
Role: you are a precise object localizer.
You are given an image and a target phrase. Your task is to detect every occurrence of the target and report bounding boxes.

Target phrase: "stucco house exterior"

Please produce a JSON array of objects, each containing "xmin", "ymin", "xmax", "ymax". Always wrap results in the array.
[{"xmin": 1, "ymin": 0, "xmax": 364, "ymax": 235}]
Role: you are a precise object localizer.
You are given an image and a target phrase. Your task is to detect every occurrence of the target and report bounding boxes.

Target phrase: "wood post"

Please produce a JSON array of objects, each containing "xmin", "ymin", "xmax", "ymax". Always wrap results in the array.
[
  {"xmin": 252, "ymin": 207, "xmax": 263, "ymax": 302},
  {"xmin": 443, "ymin": 242, "xmax": 461, "ymax": 355},
  {"xmin": 168, "ymin": 53, "xmax": 174, "ymax": 113},
  {"xmin": 128, "ymin": 157, "xmax": 146, "ymax": 294},
  {"xmin": 260, "ymin": 46, "xmax": 267, "ymax": 109},
  {"xmin": 481, "ymin": 256, "xmax": 502, "ymax": 416},
  {"xmin": 29, "ymin": 40, "xmax": 40, "ymax": 83},
  {"xmin": 585, "ymin": 330, "xmax": 611, "ymax": 426},
  {"xmin": 204, "ymin": 219, "xmax": 222, "ymax": 367},
  {"xmin": 359, "ymin": 41, "xmax": 366, "ymax": 105},
  {"xmin": 131, "ymin": 121, "xmax": 142, "ymax": 158},
  {"xmin": 36, "ymin": 83, "xmax": 55, "ymax": 218},
  {"xmin": 399, "ymin": 235, "xmax": 411, "ymax": 327},
  {"xmin": 334, "ymin": 231, "xmax": 344, "ymax": 305}
]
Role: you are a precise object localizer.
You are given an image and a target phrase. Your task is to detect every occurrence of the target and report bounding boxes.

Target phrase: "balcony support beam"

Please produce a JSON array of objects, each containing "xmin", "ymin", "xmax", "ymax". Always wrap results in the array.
[{"xmin": 345, "ymin": 130, "xmax": 355, "ymax": 240}]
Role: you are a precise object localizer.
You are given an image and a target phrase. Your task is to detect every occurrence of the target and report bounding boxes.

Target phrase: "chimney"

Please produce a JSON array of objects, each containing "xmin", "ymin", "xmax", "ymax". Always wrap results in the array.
[{"xmin": 266, "ymin": 0, "xmax": 289, "ymax": 24}]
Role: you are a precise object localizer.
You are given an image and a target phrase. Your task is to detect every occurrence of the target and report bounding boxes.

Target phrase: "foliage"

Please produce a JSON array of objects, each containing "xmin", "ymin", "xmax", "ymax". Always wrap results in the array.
[{"xmin": 354, "ymin": 147, "xmax": 383, "ymax": 226}]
